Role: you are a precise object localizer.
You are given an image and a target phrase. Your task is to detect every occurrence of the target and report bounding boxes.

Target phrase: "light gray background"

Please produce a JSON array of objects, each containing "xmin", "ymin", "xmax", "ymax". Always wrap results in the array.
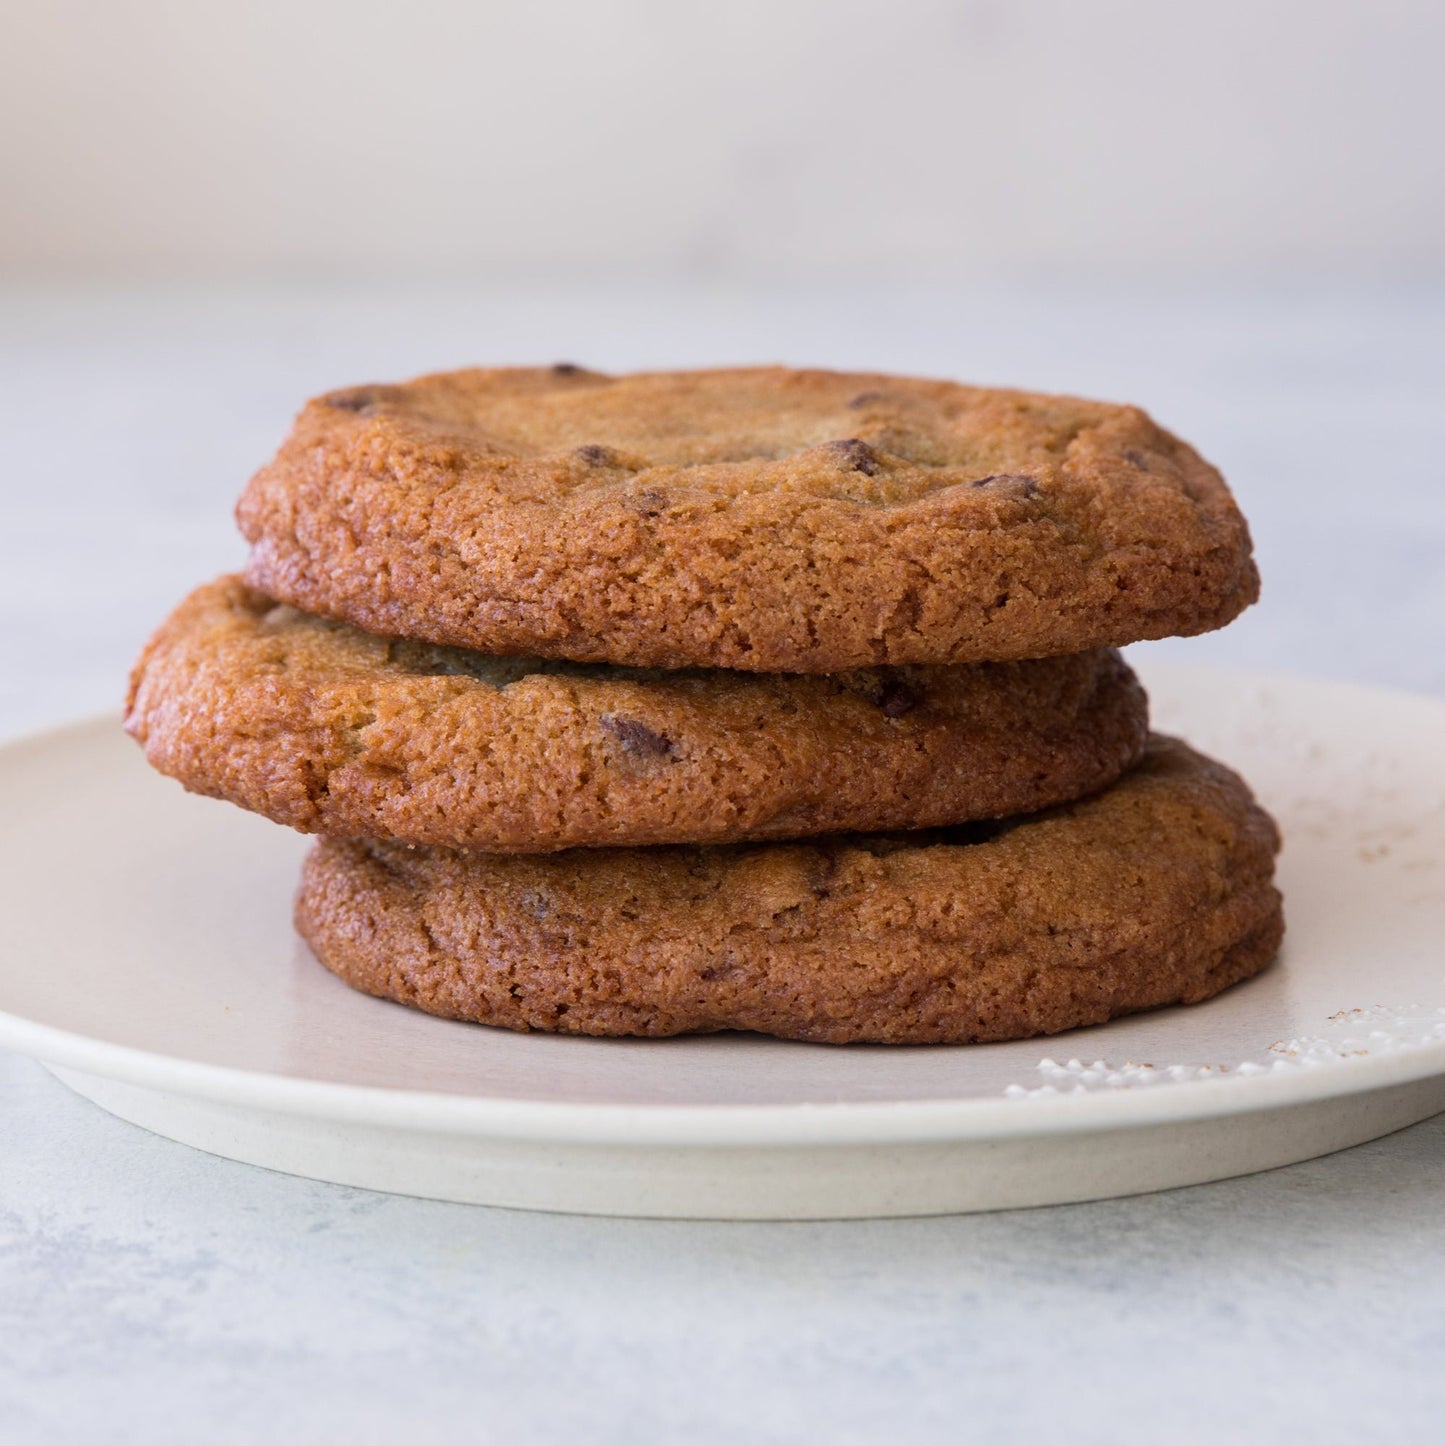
[
  {"xmin": 3, "ymin": 1, "xmax": 1444, "ymax": 1440},
  {"xmin": 2, "ymin": 0, "xmax": 1442, "ymax": 281}
]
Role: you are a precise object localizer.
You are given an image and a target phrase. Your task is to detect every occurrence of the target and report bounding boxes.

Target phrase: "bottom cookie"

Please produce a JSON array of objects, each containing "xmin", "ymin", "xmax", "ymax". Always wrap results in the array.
[{"xmin": 295, "ymin": 737, "xmax": 1284, "ymax": 1046}]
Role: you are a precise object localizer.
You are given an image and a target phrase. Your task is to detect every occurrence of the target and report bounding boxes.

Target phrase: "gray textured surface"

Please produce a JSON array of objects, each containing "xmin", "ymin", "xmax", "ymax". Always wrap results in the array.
[
  {"xmin": 2, "ymin": 283, "xmax": 1443, "ymax": 1443},
  {"xmin": 4, "ymin": 1053, "xmax": 1444, "ymax": 1446}
]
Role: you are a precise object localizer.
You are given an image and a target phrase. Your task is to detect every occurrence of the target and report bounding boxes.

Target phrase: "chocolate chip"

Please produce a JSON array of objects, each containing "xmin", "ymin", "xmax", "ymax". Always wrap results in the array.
[
  {"xmin": 551, "ymin": 362, "xmax": 584, "ymax": 376},
  {"xmin": 1124, "ymin": 449, "xmax": 1151, "ymax": 471},
  {"xmin": 573, "ymin": 444, "xmax": 614, "ymax": 466},
  {"xmin": 847, "ymin": 391, "xmax": 885, "ymax": 410},
  {"xmin": 823, "ymin": 438, "xmax": 882, "ymax": 475},
  {"xmin": 629, "ymin": 488, "xmax": 668, "ymax": 516},
  {"xmin": 971, "ymin": 473, "xmax": 1039, "ymax": 498},
  {"xmin": 324, "ymin": 388, "xmax": 379, "ymax": 414},
  {"xmin": 806, "ymin": 850, "xmax": 839, "ymax": 900},
  {"xmin": 877, "ymin": 679, "xmax": 921, "ymax": 718},
  {"xmin": 599, "ymin": 715, "xmax": 675, "ymax": 761}
]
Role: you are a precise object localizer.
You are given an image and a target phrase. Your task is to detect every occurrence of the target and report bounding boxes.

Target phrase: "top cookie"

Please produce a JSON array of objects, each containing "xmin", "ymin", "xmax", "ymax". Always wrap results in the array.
[{"xmin": 238, "ymin": 366, "xmax": 1259, "ymax": 673}]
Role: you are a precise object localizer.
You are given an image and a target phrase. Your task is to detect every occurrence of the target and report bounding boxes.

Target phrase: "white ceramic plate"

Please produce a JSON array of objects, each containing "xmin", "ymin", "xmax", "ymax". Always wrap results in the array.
[{"xmin": 1, "ymin": 662, "xmax": 1443, "ymax": 1219}]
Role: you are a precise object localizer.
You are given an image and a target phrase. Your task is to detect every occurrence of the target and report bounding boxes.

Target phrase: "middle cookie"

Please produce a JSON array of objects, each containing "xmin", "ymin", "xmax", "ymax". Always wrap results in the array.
[{"xmin": 126, "ymin": 576, "xmax": 1149, "ymax": 853}]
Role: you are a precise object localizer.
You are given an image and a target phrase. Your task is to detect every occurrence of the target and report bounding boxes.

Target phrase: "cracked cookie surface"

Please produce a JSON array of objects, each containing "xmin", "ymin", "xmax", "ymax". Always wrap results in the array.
[
  {"xmin": 237, "ymin": 365, "xmax": 1259, "ymax": 672},
  {"xmin": 125, "ymin": 575, "xmax": 1149, "ymax": 852},
  {"xmin": 296, "ymin": 737, "xmax": 1284, "ymax": 1044}
]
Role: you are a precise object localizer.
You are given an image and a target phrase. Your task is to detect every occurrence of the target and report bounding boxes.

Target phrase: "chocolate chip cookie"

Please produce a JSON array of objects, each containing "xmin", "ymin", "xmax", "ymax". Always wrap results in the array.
[
  {"xmin": 295, "ymin": 736, "xmax": 1283, "ymax": 1044},
  {"xmin": 237, "ymin": 366, "xmax": 1259, "ymax": 673},
  {"xmin": 126, "ymin": 575, "xmax": 1148, "ymax": 852}
]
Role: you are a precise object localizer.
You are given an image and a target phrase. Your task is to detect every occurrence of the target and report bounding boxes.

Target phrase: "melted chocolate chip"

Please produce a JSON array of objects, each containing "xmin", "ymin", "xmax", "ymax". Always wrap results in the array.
[
  {"xmin": 846, "ymin": 391, "xmax": 885, "ymax": 410},
  {"xmin": 629, "ymin": 488, "xmax": 668, "ymax": 516},
  {"xmin": 551, "ymin": 362, "xmax": 584, "ymax": 376},
  {"xmin": 877, "ymin": 679, "xmax": 921, "ymax": 718},
  {"xmin": 971, "ymin": 473, "xmax": 1039, "ymax": 498},
  {"xmin": 700, "ymin": 954, "xmax": 741, "ymax": 981},
  {"xmin": 599, "ymin": 715, "xmax": 675, "ymax": 761},
  {"xmin": 1124, "ymin": 449, "xmax": 1152, "ymax": 471},
  {"xmin": 824, "ymin": 437, "xmax": 882, "ymax": 475},
  {"xmin": 573, "ymin": 444, "xmax": 614, "ymax": 466},
  {"xmin": 806, "ymin": 850, "xmax": 840, "ymax": 900},
  {"xmin": 324, "ymin": 388, "xmax": 380, "ymax": 414}
]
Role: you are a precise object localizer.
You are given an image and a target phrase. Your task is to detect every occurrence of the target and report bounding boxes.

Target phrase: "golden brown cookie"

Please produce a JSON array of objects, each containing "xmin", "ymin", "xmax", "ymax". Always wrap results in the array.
[
  {"xmin": 295, "ymin": 737, "xmax": 1284, "ymax": 1044},
  {"xmin": 125, "ymin": 576, "xmax": 1148, "ymax": 852},
  {"xmin": 237, "ymin": 366, "xmax": 1259, "ymax": 673}
]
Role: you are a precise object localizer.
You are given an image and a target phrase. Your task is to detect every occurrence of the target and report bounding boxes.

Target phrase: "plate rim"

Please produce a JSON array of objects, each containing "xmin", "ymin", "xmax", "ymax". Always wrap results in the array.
[
  {"xmin": 3, "ymin": 669, "xmax": 1445, "ymax": 1150},
  {"xmin": 4, "ymin": 1004, "xmax": 1445, "ymax": 1146}
]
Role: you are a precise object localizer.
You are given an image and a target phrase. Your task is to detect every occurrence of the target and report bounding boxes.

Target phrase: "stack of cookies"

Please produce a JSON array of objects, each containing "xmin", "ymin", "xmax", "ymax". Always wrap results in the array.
[{"xmin": 126, "ymin": 367, "xmax": 1283, "ymax": 1045}]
